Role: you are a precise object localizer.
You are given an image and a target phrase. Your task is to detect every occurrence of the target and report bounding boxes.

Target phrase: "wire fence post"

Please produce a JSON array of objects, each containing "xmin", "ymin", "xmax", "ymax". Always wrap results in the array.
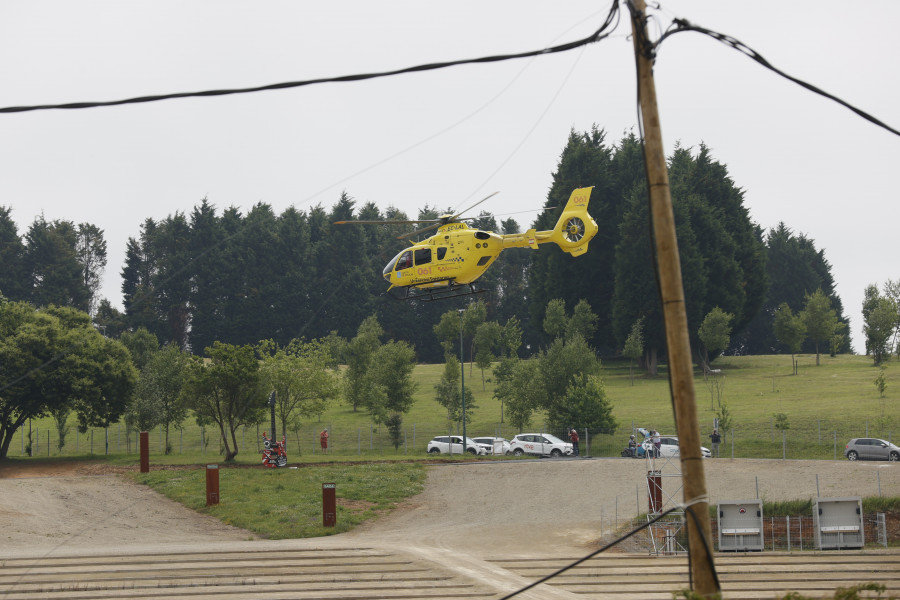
[
  {"xmin": 782, "ymin": 430, "xmax": 786, "ymax": 460},
  {"xmin": 786, "ymin": 515, "xmax": 791, "ymax": 552}
]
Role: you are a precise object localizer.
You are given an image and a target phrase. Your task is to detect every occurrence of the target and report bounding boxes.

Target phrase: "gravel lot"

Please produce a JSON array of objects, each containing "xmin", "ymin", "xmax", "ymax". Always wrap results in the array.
[{"xmin": 0, "ymin": 457, "xmax": 897, "ymax": 558}]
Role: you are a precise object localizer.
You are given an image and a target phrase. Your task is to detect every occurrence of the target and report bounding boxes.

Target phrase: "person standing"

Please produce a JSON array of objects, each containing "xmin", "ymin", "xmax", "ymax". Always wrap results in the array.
[
  {"xmin": 320, "ymin": 428, "xmax": 329, "ymax": 454},
  {"xmin": 709, "ymin": 428, "xmax": 721, "ymax": 458},
  {"xmin": 568, "ymin": 427, "xmax": 580, "ymax": 457},
  {"xmin": 651, "ymin": 429, "xmax": 661, "ymax": 458}
]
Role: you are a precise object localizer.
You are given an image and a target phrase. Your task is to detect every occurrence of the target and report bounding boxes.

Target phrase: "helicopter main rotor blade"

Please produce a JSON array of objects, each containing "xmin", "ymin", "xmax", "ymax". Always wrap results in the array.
[
  {"xmin": 449, "ymin": 191, "xmax": 500, "ymax": 221},
  {"xmin": 333, "ymin": 219, "xmax": 439, "ymax": 226},
  {"xmin": 396, "ymin": 221, "xmax": 444, "ymax": 240}
]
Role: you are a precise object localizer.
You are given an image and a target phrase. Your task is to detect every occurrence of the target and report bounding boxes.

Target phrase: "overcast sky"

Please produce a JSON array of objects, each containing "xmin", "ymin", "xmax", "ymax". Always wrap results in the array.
[{"xmin": 2, "ymin": 1, "xmax": 898, "ymax": 353}]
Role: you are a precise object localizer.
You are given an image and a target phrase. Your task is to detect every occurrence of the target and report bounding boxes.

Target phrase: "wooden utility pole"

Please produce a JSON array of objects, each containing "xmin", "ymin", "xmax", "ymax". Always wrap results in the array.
[{"xmin": 628, "ymin": 1, "xmax": 719, "ymax": 596}]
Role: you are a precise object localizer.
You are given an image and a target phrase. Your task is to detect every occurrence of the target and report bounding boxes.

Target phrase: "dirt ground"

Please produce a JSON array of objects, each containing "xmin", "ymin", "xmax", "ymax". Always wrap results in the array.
[{"xmin": 0, "ymin": 457, "xmax": 897, "ymax": 559}]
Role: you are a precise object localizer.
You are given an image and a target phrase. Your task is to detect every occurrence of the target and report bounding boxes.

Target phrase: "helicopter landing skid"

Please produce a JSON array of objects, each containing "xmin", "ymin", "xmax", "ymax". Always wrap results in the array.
[{"xmin": 392, "ymin": 281, "xmax": 487, "ymax": 302}]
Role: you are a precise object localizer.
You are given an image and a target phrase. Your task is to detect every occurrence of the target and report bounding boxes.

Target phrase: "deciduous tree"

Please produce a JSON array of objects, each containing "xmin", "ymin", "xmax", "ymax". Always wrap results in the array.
[
  {"xmin": 182, "ymin": 341, "xmax": 266, "ymax": 462},
  {"xmin": 862, "ymin": 284, "xmax": 898, "ymax": 366},
  {"xmin": 259, "ymin": 338, "xmax": 341, "ymax": 440},
  {"xmin": 0, "ymin": 301, "xmax": 136, "ymax": 459},
  {"xmin": 136, "ymin": 342, "xmax": 189, "ymax": 454},
  {"xmin": 344, "ymin": 316, "xmax": 383, "ymax": 412},
  {"xmin": 697, "ymin": 307, "xmax": 734, "ymax": 374},
  {"xmin": 623, "ymin": 317, "xmax": 645, "ymax": 386},
  {"xmin": 801, "ymin": 289, "xmax": 837, "ymax": 366},
  {"xmin": 773, "ymin": 303, "xmax": 805, "ymax": 375}
]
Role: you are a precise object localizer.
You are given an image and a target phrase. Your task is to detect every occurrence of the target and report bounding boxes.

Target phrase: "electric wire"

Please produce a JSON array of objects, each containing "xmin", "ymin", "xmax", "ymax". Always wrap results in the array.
[
  {"xmin": 498, "ymin": 505, "xmax": 682, "ymax": 600},
  {"xmin": 449, "ymin": 44, "xmax": 591, "ymax": 216},
  {"xmin": 0, "ymin": 1, "xmax": 621, "ymax": 115},
  {"xmin": 448, "ymin": 5, "xmax": 622, "ymax": 215},
  {"xmin": 0, "ymin": 4, "xmax": 623, "ymax": 396},
  {"xmin": 300, "ymin": 6, "xmax": 615, "ymax": 209},
  {"xmin": 654, "ymin": 18, "xmax": 900, "ymax": 138}
]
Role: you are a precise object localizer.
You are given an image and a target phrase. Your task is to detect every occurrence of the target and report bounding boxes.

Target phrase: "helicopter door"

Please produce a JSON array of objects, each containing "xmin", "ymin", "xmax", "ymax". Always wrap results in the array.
[{"xmin": 414, "ymin": 248, "xmax": 431, "ymax": 265}]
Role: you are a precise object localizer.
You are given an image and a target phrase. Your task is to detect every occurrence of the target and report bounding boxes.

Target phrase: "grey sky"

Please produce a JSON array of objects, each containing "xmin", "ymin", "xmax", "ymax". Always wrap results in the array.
[{"xmin": 2, "ymin": 1, "xmax": 897, "ymax": 352}]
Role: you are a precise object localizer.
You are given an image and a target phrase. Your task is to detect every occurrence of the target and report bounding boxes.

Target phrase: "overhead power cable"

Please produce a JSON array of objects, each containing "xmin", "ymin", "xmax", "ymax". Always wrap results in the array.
[
  {"xmin": 0, "ymin": 1, "xmax": 621, "ymax": 114},
  {"xmin": 654, "ymin": 18, "xmax": 900, "ymax": 138}
]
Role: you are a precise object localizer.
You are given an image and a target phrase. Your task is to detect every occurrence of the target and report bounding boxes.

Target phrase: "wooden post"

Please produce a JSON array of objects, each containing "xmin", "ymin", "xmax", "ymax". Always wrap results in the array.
[
  {"xmin": 206, "ymin": 464, "xmax": 219, "ymax": 506},
  {"xmin": 322, "ymin": 483, "xmax": 336, "ymax": 527},
  {"xmin": 139, "ymin": 431, "xmax": 149, "ymax": 473},
  {"xmin": 628, "ymin": 1, "xmax": 718, "ymax": 596}
]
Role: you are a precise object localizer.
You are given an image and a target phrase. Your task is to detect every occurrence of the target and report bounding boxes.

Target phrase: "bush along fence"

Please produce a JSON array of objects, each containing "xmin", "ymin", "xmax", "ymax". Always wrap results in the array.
[{"xmin": 6, "ymin": 416, "xmax": 896, "ymax": 461}]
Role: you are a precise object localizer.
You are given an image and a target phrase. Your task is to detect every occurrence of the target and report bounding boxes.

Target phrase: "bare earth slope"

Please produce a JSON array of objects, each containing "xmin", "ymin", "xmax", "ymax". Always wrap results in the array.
[{"xmin": 0, "ymin": 457, "xmax": 896, "ymax": 558}]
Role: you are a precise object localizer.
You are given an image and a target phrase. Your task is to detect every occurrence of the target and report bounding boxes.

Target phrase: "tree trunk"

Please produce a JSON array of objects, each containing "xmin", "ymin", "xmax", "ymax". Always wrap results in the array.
[
  {"xmin": 227, "ymin": 426, "xmax": 240, "ymax": 462},
  {"xmin": 0, "ymin": 431, "xmax": 12, "ymax": 460},
  {"xmin": 219, "ymin": 423, "xmax": 236, "ymax": 462},
  {"xmin": 645, "ymin": 347, "xmax": 658, "ymax": 377}
]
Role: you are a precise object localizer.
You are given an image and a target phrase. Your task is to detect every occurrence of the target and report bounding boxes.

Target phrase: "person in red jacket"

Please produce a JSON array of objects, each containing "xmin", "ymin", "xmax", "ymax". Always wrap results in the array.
[
  {"xmin": 568, "ymin": 427, "xmax": 580, "ymax": 457},
  {"xmin": 320, "ymin": 428, "xmax": 329, "ymax": 454}
]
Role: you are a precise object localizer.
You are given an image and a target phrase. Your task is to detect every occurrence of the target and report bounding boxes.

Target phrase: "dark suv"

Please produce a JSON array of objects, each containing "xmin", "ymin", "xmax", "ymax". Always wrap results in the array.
[{"xmin": 844, "ymin": 438, "xmax": 900, "ymax": 461}]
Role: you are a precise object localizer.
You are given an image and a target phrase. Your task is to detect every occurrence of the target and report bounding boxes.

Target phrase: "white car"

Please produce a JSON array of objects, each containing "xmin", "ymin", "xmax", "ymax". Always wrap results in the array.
[
  {"xmin": 426, "ymin": 435, "xmax": 486, "ymax": 455},
  {"xmin": 640, "ymin": 433, "xmax": 711, "ymax": 458},
  {"xmin": 508, "ymin": 433, "xmax": 573, "ymax": 457},
  {"xmin": 471, "ymin": 436, "xmax": 510, "ymax": 455}
]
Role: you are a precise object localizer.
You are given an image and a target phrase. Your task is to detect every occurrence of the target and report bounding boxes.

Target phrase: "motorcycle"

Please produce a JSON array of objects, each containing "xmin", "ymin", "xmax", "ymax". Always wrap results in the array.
[{"xmin": 261, "ymin": 431, "xmax": 288, "ymax": 468}]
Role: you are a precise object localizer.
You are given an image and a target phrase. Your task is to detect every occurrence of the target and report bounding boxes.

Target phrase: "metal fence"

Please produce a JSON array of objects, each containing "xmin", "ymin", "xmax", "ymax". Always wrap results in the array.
[
  {"xmin": 623, "ymin": 513, "xmax": 890, "ymax": 554},
  {"xmin": 6, "ymin": 417, "xmax": 896, "ymax": 461}
]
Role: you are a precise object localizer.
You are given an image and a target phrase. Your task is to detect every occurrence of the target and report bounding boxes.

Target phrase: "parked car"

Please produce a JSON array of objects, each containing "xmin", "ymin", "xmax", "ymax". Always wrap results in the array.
[
  {"xmin": 471, "ymin": 436, "xmax": 510, "ymax": 455},
  {"xmin": 426, "ymin": 435, "xmax": 486, "ymax": 455},
  {"xmin": 508, "ymin": 433, "xmax": 573, "ymax": 457},
  {"xmin": 844, "ymin": 438, "xmax": 900, "ymax": 461},
  {"xmin": 639, "ymin": 434, "xmax": 711, "ymax": 459}
]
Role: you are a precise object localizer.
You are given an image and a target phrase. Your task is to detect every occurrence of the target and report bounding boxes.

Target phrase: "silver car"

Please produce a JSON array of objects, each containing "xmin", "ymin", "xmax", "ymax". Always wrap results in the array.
[{"xmin": 844, "ymin": 438, "xmax": 900, "ymax": 461}]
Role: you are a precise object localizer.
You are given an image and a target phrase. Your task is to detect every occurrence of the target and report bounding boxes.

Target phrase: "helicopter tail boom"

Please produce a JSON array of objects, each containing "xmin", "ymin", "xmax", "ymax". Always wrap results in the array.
[{"xmin": 501, "ymin": 187, "xmax": 597, "ymax": 255}]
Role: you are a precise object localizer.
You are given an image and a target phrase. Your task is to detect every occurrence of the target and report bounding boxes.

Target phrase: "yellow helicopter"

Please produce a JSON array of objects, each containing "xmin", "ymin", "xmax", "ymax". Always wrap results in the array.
[{"xmin": 335, "ymin": 186, "xmax": 598, "ymax": 300}]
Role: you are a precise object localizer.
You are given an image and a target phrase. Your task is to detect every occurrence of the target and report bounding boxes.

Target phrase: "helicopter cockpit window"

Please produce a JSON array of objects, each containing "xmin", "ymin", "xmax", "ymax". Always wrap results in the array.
[
  {"xmin": 396, "ymin": 251, "xmax": 413, "ymax": 270},
  {"xmin": 437, "ymin": 247, "xmax": 447, "ymax": 260},
  {"xmin": 414, "ymin": 248, "xmax": 431, "ymax": 266}
]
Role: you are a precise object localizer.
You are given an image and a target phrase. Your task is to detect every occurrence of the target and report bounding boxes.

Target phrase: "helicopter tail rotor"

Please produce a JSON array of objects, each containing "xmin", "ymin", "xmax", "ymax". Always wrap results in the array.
[{"xmin": 549, "ymin": 187, "xmax": 598, "ymax": 256}]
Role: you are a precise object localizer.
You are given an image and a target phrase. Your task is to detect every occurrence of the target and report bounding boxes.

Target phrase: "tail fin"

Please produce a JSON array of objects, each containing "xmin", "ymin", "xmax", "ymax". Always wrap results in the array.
[{"xmin": 550, "ymin": 187, "xmax": 598, "ymax": 256}]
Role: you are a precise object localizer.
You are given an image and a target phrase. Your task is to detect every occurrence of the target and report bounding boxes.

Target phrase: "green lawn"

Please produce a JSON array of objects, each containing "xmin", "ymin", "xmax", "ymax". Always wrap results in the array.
[
  {"xmin": 9, "ymin": 353, "xmax": 898, "ymax": 462},
  {"xmin": 133, "ymin": 462, "xmax": 426, "ymax": 539}
]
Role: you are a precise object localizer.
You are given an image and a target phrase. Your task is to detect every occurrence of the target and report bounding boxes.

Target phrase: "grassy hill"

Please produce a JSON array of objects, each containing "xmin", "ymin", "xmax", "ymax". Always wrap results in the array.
[{"xmin": 8, "ymin": 353, "xmax": 897, "ymax": 463}]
